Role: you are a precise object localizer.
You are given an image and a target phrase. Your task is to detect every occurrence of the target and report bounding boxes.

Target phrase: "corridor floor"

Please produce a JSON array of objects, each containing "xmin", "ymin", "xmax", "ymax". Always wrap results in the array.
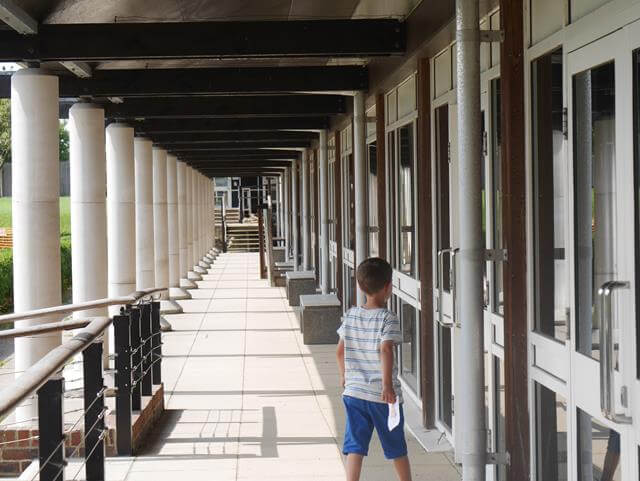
[{"xmin": 109, "ymin": 252, "xmax": 462, "ymax": 481}]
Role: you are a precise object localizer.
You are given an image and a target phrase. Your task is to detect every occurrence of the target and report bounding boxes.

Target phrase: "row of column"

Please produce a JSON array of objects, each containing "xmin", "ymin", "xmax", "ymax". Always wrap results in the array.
[
  {"xmin": 11, "ymin": 69, "xmax": 217, "ymax": 419},
  {"xmin": 287, "ymin": 94, "xmax": 366, "ymax": 303}
]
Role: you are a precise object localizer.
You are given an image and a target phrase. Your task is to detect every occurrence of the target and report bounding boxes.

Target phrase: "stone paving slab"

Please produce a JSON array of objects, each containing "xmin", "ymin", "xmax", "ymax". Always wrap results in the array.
[{"xmin": 98, "ymin": 252, "xmax": 461, "ymax": 481}]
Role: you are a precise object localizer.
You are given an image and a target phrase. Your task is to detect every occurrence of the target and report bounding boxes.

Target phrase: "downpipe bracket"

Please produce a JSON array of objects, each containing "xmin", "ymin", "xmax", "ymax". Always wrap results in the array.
[{"xmin": 486, "ymin": 451, "xmax": 510, "ymax": 466}]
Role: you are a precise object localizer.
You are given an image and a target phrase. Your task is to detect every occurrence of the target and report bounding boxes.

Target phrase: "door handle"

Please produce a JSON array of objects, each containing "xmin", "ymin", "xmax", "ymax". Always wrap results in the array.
[
  {"xmin": 598, "ymin": 280, "xmax": 632, "ymax": 424},
  {"xmin": 437, "ymin": 248, "xmax": 460, "ymax": 328}
]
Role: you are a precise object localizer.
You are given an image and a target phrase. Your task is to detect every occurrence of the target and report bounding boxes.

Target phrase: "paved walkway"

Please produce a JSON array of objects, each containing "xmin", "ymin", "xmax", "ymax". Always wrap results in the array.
[{"xmin": 113, "ymin": 252, "xmax": 461, "ymax": 481}]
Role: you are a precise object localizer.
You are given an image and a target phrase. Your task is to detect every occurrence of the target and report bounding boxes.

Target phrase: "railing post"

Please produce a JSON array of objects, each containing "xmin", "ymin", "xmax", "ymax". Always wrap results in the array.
[
  {"xmin": 82, "ymin": 341, "xmax": 105, "ymax": 481},
  {"xmin": 37, "ymin": 376, "xmax": 65, "ymax": 481},
  {"xmin": 258, "ymin": 206, "xmax": 266, "ymax": 278},
  {"xmin": 113, "ymin": 311, "xmax": 133, "ymax": 456},
  {"xmin": 140, "ymin": 302, "xmax": 153, "ymax": 396},
  {"xmin": 151, "ymin": 301, "xmax": 162, "ymax": 385},
  {"xmin": 129, "ymin": 306, "xmax": 142, "ymax": 411}
]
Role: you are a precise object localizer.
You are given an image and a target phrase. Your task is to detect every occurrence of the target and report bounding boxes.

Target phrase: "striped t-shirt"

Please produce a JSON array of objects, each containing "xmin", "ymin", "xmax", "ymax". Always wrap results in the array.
[{"xmin": 337, "ymin": 306, "xmax": 403, "ymax": 404}]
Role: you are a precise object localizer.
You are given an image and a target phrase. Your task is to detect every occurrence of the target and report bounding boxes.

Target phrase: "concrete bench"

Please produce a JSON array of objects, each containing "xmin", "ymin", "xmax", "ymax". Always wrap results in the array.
[
  {"xmin": 286, "ymin": 270, "xmax": 316, "ymax": 306},
  {"xmin": 300, "ymin": 294, "xmax": 342, "ymax": 345}
]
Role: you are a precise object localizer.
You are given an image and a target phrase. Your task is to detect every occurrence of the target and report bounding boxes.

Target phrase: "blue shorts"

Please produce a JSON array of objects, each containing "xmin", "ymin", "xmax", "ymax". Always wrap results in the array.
[{"xmin": 342, "ymin": 395, "xmax": 408, "ymax": 460}]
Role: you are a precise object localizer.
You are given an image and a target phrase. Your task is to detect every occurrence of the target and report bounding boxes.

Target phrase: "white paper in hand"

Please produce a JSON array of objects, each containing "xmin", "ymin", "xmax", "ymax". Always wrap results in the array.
[{"xmin": 387, "ymin": 398, "xmax": 400, "ymax": 431}]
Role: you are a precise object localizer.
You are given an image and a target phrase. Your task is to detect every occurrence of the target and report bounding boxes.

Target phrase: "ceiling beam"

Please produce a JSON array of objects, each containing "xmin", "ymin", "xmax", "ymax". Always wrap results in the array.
[
  {"xmin": 189, "ymin": 161, "xmax": 290, "ymax": 169},
  {"xmin": 145, "ymin": 131, "xmax": 317, "ymax": 143},
  {"xmin": 3, "ymin": 66, "xmax": 366, "ymax": 97},
  {"xmin": 0, "ymin": 0, "xmax": 37, "ymax": 35},
  {"xmin": 166, "ymin": 142, "xmax": 307, "ymax": 152},
  {"xmin": 59, "ymin": 95, "xmax": 346, "ymax": 119},
  {"xmin": 0, "ymin": 20, "xmax": 405, "ymax": 62},
  {"xmin": 130, "ymin": 117, "xmax": 329, "ymax": 133},
  {"xmin": 176, "ymin": 149, "xmax": 299, "ymax": 160},
  {"xmin": 179, "ymin": 157, "xmax": 293, "ymax": 164}
]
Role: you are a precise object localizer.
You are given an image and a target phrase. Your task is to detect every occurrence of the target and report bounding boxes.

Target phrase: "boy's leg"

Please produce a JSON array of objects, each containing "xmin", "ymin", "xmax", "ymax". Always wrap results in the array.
[
  {"xmin": 345, "ymin": 453, "xmax": 364, "ymax": 481},
  {"xmin": 392, "ymin": 455, "xmax": 412, "ymax": 481}
]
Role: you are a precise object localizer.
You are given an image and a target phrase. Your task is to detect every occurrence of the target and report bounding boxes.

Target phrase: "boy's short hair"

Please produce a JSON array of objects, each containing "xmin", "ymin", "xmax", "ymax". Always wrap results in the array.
[{"xmin": 356, "ymin": 257, "xmax": 392, "ymax": 295}]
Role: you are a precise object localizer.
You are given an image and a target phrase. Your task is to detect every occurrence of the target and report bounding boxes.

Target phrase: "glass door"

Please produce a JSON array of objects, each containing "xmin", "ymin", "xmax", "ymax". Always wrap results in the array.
[{"xmin": 566, "ymin": 29, "xmax": 637, "ymax": 481}]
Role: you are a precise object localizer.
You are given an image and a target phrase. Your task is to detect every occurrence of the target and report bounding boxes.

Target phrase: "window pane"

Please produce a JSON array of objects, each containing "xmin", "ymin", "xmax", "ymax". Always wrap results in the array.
[
  {"xmin": 388, "ymin": 131, "xmax": 396, "ymax": 258},
  {"xmin": 577, "ymin": 409, "xmax": 621, "ymax": 481},
  {"xmin": 436, "ymin": 105, "xmax": 451, "ymax": 291},
  {"xmin": 535, "ymin": 383, "xmax": 568, "ymax": 481},
  {"xmin": 368, "ymin": 141, "xmax": 379, "ymax": 257},
  {"xmin": 574, "ymin": 61, "xmax": 616, "ymax": 360},
  {"xmin": 399, "ymin": 299, "xmax": 418, "ymax": 392},
  {"xmin": 533, "ymin": 48, "xmax": 569, "ymax": 342},
  {"xmin": 438, "ymin": 323, "xmax": 453, "ymax": 430},
  {"xmin": 634, "ymin": 49, "xmax": 640, "ymax": 379},
  {"xmin": 398, "ymin": 124, "xmax": 415, "ymax": 275},
  {"xmin": 491, "ymin": 79, "xmax": 504, "ymax": 316},
  {"xmin": 343, "ymin": 265, "xmax": 355, "ymax": 310}
]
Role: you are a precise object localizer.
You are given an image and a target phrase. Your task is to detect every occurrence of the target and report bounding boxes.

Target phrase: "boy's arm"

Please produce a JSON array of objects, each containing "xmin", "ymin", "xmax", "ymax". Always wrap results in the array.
[
  {"xmin": 336, "ymin": 339, "xmax": 345, "ymax": 387},
  {"xmin": 380, "ymin": 341, "xmax": 396, "ymax": 403}
]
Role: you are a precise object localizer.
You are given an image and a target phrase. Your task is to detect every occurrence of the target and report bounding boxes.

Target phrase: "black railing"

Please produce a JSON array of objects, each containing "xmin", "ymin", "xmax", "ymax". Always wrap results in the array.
[{"xmin": 0, "ymin": 288, "xmax": 166, "ymax": 481}]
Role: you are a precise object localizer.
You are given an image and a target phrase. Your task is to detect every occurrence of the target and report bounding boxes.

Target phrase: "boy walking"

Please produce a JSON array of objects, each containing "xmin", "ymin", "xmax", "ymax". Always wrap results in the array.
[{"xmin": 336, "ymin": 257, "xmax": 413, "ymax": 481}]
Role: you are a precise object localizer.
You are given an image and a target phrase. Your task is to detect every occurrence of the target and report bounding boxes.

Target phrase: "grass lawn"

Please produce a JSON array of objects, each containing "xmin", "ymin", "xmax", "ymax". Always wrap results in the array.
[{"xmin": 0, "ymin": 197, "xmax": 71, "ymax": 235}]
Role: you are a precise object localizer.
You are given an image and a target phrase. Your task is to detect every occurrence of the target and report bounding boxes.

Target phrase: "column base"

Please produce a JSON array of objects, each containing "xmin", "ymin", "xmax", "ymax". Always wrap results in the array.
[
  {"xmin": 160, "ymin": 316, "xmax": 173, "ymax": 332},
  {"xmin": 199, "ymin": 259, "xmax": 211, "ymax": 268},
  {"xmin": 180, "ymin": 277, "xmax": 198, "ymax": 288},
  {"xmin": 205, "ymin": 252, "xmax": 216, "ymax": 262},
  {"xmin": 187, "ymin": 270, "xmax": 203, "ymax": 281},
  {"xmin": 159, "ymin": 299, "xmax": 182, "ymax": 315},
  {"xmin": 194, "ymin": 265, "xmax": 207, "ymax": 274},
  {"xmin": 169, "ymin": 286, "xmax": 191, "ymax": 300}
]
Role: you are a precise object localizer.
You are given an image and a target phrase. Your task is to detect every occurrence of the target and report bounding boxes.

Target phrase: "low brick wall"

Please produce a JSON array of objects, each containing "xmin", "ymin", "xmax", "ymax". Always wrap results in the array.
[{"xmin": 0, "ymin": 384, "xmax": 165, "ymax": 477}]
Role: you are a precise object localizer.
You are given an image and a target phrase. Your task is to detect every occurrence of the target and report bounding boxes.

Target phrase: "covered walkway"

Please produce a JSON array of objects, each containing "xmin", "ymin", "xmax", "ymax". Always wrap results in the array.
[{"xmin": 114, "ymin": 252, "xmax": 460, "ymax": 481}]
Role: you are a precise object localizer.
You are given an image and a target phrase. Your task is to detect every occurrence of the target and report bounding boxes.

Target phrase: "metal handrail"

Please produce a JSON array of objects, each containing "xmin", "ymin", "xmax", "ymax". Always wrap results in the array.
[
  {"xmin": 437, "ymin": 248, "xmax": 459, "ymax": 328},
  {"xmin": 0, "ymin": 287, "xmax": 165, "ymax": 326},
  {"xmin": 0, "ymin": 287, "xmax": 166, "ymax": 419}
]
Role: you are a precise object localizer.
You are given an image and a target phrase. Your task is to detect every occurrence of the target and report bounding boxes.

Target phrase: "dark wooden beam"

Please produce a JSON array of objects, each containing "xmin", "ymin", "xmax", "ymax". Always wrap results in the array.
[
  {"xmin": 334, "ymin": 130, "xmax": 343, "ymax": 303},
  {"xmin": 146, "ymin": 131, "xmax": 318, "ymax": 144},
  {"xmin": 375, "ymin": 93, "xmax": 387, "ymax": 260},
  {"xmin": 0, "ymin": 20, "xmax": 405, "ymax": 62},
  {"xmin": 130, "ymin": 117, "xmax": 330, "ymax": 133},
  {"xmin": 60, "ymin": 95, "xmax": 346, "ymax": 119},
  {"xmin": 165, "ymin": 141, "xmax": 309, "ymax": 151},
  {"xmin": 175, "ymin": 149, "xmax": 299, "ymax": 160},
  {"xmin": 416, "ymin": 57, "xmax": 435, "ymax": 429},
  {"xmin": 0, "ymin": 66, "xmax": 368, "ymax": 98},
  {"xmin": 500, "ymin": 1, "xmax": 530, "ymax": 480},
  {"xmin": 189, "ymin": 160, "xmax": 291, "ymax": 169}
]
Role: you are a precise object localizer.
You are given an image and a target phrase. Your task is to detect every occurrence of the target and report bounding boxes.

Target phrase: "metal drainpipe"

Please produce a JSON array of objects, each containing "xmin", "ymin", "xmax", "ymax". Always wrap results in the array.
[
  {"xmin": 456, "ymin": 0, "xmax": 486, "ymax": 480},
  {"xmin": 292, "ymin": 157, "xmax": 300, "ymax": 270},
  {"xmin": 319, "ymin": 130, "xmax": 330, "ymax": 294},
  {"xmin": 353, "ymin": 92, "xmax": 367, "ymax": 306}
]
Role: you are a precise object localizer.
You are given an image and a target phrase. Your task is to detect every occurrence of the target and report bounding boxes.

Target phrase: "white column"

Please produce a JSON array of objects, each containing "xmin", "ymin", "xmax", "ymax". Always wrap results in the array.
[
  {"xmin": 106, "ymin": 123, "xmax": 136, "ymax": 309},
  {"xmin": 301, "ymin": 150, "xmax": 310, "ymax": 270},
  {"xmin": 354, "ymin": 92, "xmax": 367, "ymax": 305},
  {"xmin": 177, "ymin": 161, "xmax": 194, "ymax": 285},
  {"xmin": 167, "ymin": 154, "xmax": 189, "ymax": 300},
  {"xmin": 185, "ymin": 166, "xmax": 201, "ymax": 279},
  {"xmin": 319, "ymin": 130, "xmax": 330, "ymax": 294},
  {"xmin": 134, "ymin": 137, "xmax": 154, "ymax": 290},
  {"xmin": 12, "ymin": 70, "xmax": 61, "ymax": 420},
  {"xmin": 192, "ymin": 169, "xmax": 205, "ymax": 272},
  {"xmin": 292, "ymin": 158, "xmax": 299, "ymax": 270},
  {"xmin": 152, "ymin": 147, "xmax": 169, "ymax": 296},
  {"xmin": 70, "ymin": 103, "xmax": 108, "ymax": 318},
  {"xmin": 283, "ymin": 168, "xmax": 290, "ymax": 261}
]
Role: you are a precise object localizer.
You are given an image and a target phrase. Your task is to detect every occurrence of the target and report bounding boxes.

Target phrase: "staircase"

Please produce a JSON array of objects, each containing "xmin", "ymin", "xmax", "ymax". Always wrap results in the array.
[
  {"xmin": 224, "ymin": 208, "xmax": 241, "ymax": 223},
  {"xmin": 226, "ymin": 222, "xmax": 260, "ymax": 252}
]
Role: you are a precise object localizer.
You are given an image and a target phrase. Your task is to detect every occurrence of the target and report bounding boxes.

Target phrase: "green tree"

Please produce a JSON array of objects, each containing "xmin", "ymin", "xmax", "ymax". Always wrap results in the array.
[
  {"xmin": 0, "ymin": 99, "xmax": 69, "ymax": 165},
  {"xmin": 0, "ymin": 99, "xmax": 9, "ymax": 170}
]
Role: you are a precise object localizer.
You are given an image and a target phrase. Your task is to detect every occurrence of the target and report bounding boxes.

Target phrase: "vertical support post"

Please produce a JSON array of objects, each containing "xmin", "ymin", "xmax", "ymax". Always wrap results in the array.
[
  {"xmin": 292, "ymin": 157, "xmax": 299, "ymax": 270},
  {"xmin": 284, "ymin": 168, "xmax": 290, "ymax": 261},
  {"xmin": 69, "ymin": 102, "xmax": 109, "ymax": 368},
  {"xmin": 221, "ymin": 195, "xmax": 227, "ymax": 253},
  {"xmin": 37, "ymin": 377, "xmax": 64, "ymax": 481},
  {"xmin": 129, "ymin": 307, "xmax": 142, "ymax": 411},
  {"xmin": 334, "ymin": 131, "xmax": 344, "ymax": 302},
  {"xmin": 191, "ymin": 168, "xmax": 202, "ymax": 272},
  {"xmin": 319, "ymin": 130, "xmax": 330, "ymax": 294},
  {"xmin": 82, "ymin": 341, "xmax": 105, "ymax": 481},
  {"xmin": 151, "ymin": 301, "xmax": 162, "ymax": 384},
  {"xmin": 12, "ymin": 69, "xmax": 61, "ymax": 421},
  {"xmin": 301, "ymin": 150, "xmax": 310, "ymax": 270},
  {"xmin": 353, "ymin": 92, "xmax": 367, "ymax": 306},
  {"xmin": 455, "ymin": 0, "xmax": 486, "ymax": 479},
  {"xmin": 375, "ymin": 93, "xmax": 388, "ymax": 260},
  {"xmin": 113, "ymin": 312, "xmax": 132, "ymax": 455},
  {"xmin": 177, "ymin": 161, "xmax": 190, "ymax": 284},
  {"xmin": 167, "ymin": 154, "xmax": 182, "ymax": 296},
  {"xmin": 134, "ymin": 137, "xmax": 155, "ymax": 291},
  {"xmin": 258, "ymin": 207, "xmax": 266, "ymax": 278},
  {"xmin": 152, "ymin": 147, "xmax": 169, "ymax": 298},
  {"xmin": 140, "ymin": 302, "xmax": 152, "ymax": 396},
  {"xmin": 500, "ymin": 0, "xmax": 530, "ymax": 479},
  {"xmin": 278, "ymin": 174, "xmax": 284, "ymax": 240}
]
